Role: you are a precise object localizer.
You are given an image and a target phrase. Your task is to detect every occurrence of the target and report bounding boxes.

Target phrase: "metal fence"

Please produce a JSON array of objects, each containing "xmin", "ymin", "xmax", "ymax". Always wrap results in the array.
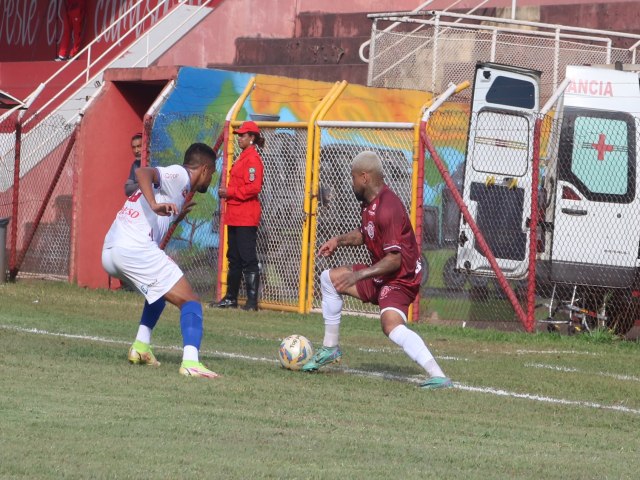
[
  {"xmin": 311, "ymin": 123, "xmax": 417, "ymax": 315},
  {"xmin": 0, "ymin": 114, "xmax": 76, "ymax": 280},
  {"xmin": 246, "ymin": 126, "xmax": 309, "ymax": 310},
  {"xmin": 417, "ymin": 105, "xmax": 640, "ymax": 336},
  {"xmin": 150, "ymin": 112, "xmax": 225, "ymax": 297},
  {"xmin": 366, "ymin": 11, "xmax": 640, "ymax": 102}
]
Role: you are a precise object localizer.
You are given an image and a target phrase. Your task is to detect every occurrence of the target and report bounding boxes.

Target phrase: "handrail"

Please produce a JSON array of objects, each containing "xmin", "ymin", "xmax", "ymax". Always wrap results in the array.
[
  {"xmin": 25, "ymin": 0, "xmax": 215, "ymax": 126},
  {"xmin": 359, "ymin": 0, "xmax": 437, "ymax": 63},
  {"xmin": 367, "ymin": 1, "xmax": 488, "ymax": 83},
  {"xmin": 368, "ymin": 11, "xmax": 626, "ymax": 87},
  {"xmin": 415, "ymin": 10, "xmax": 640, "ymax": 41}
]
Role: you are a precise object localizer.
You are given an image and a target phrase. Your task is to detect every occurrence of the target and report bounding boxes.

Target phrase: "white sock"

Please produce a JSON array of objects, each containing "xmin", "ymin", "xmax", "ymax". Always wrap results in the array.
[
  {"xmin": 135, "ymin": 325, "xmax": 152, "ymax": 345},
  {"xmin": 388, "ymin": 325, "xmax": 445, "ymax": 378},
  {"xmin": 182, "ymin": 345, "xmax": 199, "ymax": 362},
  {"xmin": 323, "ymin": 324, "xmax": 340, "ymax": 348},
  {"xmin": 321, "ymin": 270, "xmax": 342, "ymax": 347}
]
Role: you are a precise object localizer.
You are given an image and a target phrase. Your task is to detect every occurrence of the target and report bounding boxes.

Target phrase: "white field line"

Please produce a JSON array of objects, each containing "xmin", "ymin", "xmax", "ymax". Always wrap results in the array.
[
  {"xmin": 357, "ymin": 346, "xmax": 467, "ymax": 361},
  {"xmin": 516, "ymin": 349, "xmax": 600, "ymax": 356},
  {"xmin": 525, "ymin": 363, "xmax": 640, "ymax": 383},
  {"xmin": 2, "ymin": 324, "xmax": 639, "ymax": 416}
]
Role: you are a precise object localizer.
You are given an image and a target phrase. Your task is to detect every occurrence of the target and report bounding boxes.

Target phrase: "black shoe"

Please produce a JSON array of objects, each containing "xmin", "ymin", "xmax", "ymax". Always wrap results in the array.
[{"xmin": 210, "ymin": 297, "xmax": 238, "ymax": 308}]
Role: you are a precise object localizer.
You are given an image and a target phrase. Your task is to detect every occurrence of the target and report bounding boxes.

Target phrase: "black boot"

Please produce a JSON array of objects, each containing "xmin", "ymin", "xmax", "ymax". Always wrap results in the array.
[
  {"xmin": 242, "ymin": 271, "xmax": 260, "ymax": 311},
  {"xmin": 211, "ymin": 269, "xmax": 241, "ymax": 308}
]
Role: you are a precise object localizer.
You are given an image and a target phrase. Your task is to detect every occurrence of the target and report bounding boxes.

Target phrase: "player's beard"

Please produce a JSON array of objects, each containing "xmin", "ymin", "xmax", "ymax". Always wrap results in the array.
[{"xmin": 353, "ymin": 186, "xmax": 365, "ymax": 203}]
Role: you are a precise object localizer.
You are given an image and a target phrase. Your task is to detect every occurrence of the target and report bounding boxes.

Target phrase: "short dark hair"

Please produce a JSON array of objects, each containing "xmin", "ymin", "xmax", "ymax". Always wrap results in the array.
[
  {"xmin": 131, "ymin": 132, "xmax": 142, "ymax": 142},
  {"xmin": 184, "ymin": 142, "xmax": 217, "ymax": 168}
]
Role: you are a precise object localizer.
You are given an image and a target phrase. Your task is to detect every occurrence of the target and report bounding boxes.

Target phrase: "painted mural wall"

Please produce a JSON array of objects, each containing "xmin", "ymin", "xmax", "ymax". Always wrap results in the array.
[{"xmin": 137, "ymin": 67, "xmax": 471, "ymax": 304}]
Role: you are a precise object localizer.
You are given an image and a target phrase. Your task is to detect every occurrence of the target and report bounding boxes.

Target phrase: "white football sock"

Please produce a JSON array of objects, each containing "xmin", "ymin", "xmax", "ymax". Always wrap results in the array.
[
  {"xmin": 135, "ymin": 325, "xmax": 152, "ymax": 345},
  {"xmin": 388, "ymin": 324, "xmax": 445, "ymax": 378},
  {"xmin": 321, "ymin": 270, "xmax": 342, "ymax": 347},
  {"xmin": 182, "ymin": 345, "xmax": 199, "ymax": 362}
]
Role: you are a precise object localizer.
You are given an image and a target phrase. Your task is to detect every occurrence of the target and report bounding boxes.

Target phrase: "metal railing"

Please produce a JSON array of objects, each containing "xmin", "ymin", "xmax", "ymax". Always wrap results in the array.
[
  {"xmin": 24, "ymin": 0, "xmax": 217, "ymax": 127},
  {"xmin": 364, "ymin": 10, "xmax": 640, "ymax": 97}
]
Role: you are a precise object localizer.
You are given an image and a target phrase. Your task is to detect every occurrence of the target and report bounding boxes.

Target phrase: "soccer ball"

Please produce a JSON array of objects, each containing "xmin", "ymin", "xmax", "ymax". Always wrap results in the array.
[{"xmin": 278, "ymin": 335, "xmax": 314, "ymax": 370}]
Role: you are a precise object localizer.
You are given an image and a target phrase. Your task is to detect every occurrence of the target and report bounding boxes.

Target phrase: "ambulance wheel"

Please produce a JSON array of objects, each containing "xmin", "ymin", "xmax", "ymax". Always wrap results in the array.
[{"xmin": 442, "ymin": 256, "xmax": 466, "ymax": 291}]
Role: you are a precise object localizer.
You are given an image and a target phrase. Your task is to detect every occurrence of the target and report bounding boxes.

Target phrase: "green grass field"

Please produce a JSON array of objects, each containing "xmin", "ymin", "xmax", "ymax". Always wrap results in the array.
[{"xmin": 1, "ymin": 280, "xmax": 640, "ymax": 479}]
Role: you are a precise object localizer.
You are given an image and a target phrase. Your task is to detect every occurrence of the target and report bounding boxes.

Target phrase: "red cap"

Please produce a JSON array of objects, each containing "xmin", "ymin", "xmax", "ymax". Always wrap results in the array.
[{"xmin": 233, "ymin": 121, "xmax": 260, "ymax": 135}]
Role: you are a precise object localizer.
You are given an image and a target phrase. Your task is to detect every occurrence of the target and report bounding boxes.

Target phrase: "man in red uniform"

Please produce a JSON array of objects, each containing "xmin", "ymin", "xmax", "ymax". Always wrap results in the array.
[
  {"xmin": 214, "ymin": 121, "xmax": 265, "ymax": 310},
  {"xmin": 302, "ymin": 151, "xmax": 452, "ymax": 389},
  {"xmin": 56, "ymin": 0, "xmax": 86, "ymax": 61}
]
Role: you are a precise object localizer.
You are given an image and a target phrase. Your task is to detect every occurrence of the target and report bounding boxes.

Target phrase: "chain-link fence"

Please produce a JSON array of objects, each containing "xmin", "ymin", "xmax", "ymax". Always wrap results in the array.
[
  {"xmin": 222, "ymin": 125, "xmax": 310, "ymax": 310},
  {"xmin": 150, "ymin": 112, "xmax": 225, "ymax": 297},
  {"xmin": 0, "ymin": 114, "xmax": 76, "ymax": 279},
  {"xmin": 367, "ymin": 12, "xmax": 640, "ymax": 103},
  {"xmin": 312, "ymin": 124, "xmax": 416, "ymax": 316},
  {"xmin": 419, "ymin": 106, "xmax": 640, "ymax": 335}
]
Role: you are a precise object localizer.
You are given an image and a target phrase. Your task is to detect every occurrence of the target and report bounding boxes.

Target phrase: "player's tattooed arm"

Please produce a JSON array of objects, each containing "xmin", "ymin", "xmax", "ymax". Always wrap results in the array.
[{"xmin": 318, "ymin": 229, "xmax": 363, "ymax": 257}]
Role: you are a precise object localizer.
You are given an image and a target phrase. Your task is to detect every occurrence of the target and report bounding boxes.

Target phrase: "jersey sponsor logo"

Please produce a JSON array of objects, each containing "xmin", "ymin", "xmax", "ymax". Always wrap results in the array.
[
  {"xmin": 139, "ymin": 279, "xmax": 158, "ymax": 295},
  {"xmin": 249, "ymin": 167, "xmax": 256, "ymax": 182},
  {"xmin": 117, "ymin": 206, "xmax": 140, "ymax": 219},
  {"xmin": 366, "ymin": 221, "xmax": 375, "ymax": 239},
  {"xmin": 164, "ymin": 172, "xmax": 179, "ymax": 179}
]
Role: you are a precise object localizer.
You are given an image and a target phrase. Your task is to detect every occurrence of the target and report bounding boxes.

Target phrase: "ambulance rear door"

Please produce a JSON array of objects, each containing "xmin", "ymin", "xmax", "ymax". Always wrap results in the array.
[
  {"xmin": 550, "ymin": 67, "xmax": 640, "ymax": 288},
  {"xmin": 456, "ymin": 63, "xmax": 540, "ymax": 279}
]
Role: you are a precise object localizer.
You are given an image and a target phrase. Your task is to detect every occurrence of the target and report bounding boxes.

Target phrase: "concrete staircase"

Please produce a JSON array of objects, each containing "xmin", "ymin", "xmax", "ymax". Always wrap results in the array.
[{"xmin": 211, "ymin": 12, "xmax": 372, "ymax": 85}]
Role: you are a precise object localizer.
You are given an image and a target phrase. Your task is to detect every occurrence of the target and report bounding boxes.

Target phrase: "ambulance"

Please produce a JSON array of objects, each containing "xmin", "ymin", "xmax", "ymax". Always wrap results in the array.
[{"xmin": 455, "ymin": 62, "xmax": 640, "ymax": 333}]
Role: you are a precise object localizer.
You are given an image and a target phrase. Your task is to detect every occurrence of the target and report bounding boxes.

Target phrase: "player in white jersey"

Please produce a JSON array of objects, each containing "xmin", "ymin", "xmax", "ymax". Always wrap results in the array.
[{"xmin": 102, "ymin": 143, "xmax": 219, "ymax": 379}]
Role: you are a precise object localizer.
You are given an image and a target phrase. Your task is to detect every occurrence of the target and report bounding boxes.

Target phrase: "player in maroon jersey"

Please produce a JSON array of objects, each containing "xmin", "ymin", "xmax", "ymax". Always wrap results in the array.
[{"xmin": 302, "ymin": 151, "xmax": 452, "ymax": 389}]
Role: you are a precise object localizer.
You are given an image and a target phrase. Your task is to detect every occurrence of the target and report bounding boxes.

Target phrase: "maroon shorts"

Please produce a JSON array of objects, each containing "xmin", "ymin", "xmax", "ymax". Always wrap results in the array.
[{"xmin": 353, "ymin": 264, "xmax": 419, "ymax": 319}]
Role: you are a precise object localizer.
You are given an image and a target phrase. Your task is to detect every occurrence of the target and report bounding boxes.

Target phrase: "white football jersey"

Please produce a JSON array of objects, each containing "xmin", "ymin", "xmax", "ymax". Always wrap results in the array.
[{"xmin": 104, "ymin": 165, "xmax": 190, "ymax": 248}]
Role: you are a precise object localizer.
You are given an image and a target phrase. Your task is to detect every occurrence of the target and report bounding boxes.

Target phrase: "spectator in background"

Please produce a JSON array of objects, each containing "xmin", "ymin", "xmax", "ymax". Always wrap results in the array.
[
  {"xmin": 124, "ymin": 133, "xmax": 143, "ymax": 197},
  {"xmin": 56, "ymin": 0, "xmax": 86, "ymax": 61},
  {"xmin": 212, "ymin": 121, "xmax": 265, "ymax": 311}
]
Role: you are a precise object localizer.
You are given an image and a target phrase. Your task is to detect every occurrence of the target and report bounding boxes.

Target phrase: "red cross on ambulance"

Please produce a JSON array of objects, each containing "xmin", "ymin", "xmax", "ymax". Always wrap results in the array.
[{"xmin": 590, "ymin": 133, "xmax": 614, "ymax": 161}]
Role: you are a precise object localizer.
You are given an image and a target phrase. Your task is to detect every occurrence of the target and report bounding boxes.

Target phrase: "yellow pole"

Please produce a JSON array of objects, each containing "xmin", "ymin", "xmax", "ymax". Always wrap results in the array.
[
  {"xmin": 304, "ymin": 80, "xmax": 348, "ymax": 313},
  {"xmin": 294, "ymin": 81, "xmax": 341, "ymax": 313},
  {"xmin": 219, "ymin": 77, "xmax": 255, "ymax": 299}
]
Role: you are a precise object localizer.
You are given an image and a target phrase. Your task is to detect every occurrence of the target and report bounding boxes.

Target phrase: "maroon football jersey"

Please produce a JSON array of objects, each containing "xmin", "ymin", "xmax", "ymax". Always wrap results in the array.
[{"xmin": 359, "ymin": 185, "xmax": 422, "ymax": 288}]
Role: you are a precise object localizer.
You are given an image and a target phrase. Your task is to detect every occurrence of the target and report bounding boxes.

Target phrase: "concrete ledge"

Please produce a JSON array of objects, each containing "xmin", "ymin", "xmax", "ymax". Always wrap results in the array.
[{"xmin": 103, "ymin": 66, "xmax": 180, "ymax": 82}]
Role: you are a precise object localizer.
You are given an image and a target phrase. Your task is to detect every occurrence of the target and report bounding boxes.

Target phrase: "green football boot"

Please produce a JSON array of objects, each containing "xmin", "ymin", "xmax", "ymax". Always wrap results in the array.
[
  {"xmin": 301, "ymin": 346, "xmax": 342, "ymax": 372},
  {"xmin": 419, "ymin": 376, "xmax": 453, "ymax": 390}
]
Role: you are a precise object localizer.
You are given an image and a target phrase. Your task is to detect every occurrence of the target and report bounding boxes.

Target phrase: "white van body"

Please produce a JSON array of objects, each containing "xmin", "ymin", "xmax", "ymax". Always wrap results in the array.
[
  {"xmin": 458, "ymin": 62, "xmax": 640, "ymax": 291},
  {"xmin": 542, "ymin": 66, "xmax": 640, "ymax": 288},
  {"xmin": 456, "ymin": 63, "xmax": 540, "ymax": 279}
]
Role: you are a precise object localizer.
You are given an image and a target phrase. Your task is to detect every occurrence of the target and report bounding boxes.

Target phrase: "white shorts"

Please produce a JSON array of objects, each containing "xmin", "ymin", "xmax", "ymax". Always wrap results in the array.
[{"xmin": 101, "ymin": 244, "xmax": 183, "ymax": 304}]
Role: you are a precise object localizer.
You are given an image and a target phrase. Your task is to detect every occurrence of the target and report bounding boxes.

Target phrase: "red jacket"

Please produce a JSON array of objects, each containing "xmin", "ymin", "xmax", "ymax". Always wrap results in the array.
[{"xmin": 224, "ymin": 146, "xmax": 264, "ymax": 226}]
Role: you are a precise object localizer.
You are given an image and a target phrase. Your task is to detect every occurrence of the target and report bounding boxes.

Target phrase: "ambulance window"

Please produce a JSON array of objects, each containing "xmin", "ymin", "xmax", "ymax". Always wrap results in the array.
[
  {"xmin": 471, "ymin": 110, "xmax": 529, "ymax": 176},
  {"xmin": 486, "ymin": 76, "xmax": 536, "ymax": 109},
  {"xmin": 558, "ymin": 110, "xmax": 635, "ymax": 202}
]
